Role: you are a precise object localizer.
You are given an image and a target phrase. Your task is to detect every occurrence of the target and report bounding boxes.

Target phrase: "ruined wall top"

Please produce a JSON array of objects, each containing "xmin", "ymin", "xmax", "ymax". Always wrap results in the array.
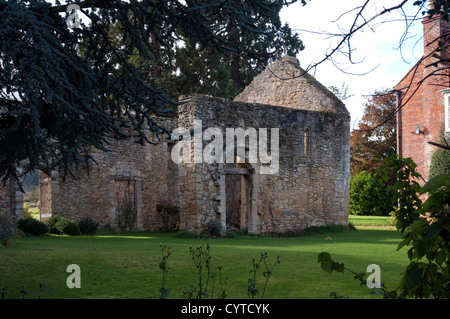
[{"xmin": 234, "ymin": 56, "xmax": 349, "ymax": 117}]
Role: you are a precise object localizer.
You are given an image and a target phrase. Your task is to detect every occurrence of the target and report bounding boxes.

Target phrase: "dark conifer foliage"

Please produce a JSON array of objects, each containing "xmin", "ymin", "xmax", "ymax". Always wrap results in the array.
[{"xmin": 0, "ymin": 0, "xmax": 303, "ymax": 183}]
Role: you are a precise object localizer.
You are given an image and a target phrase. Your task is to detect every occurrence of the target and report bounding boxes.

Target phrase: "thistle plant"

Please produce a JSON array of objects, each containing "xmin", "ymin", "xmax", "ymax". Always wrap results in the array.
[
  {"xmin": 182, "ymin": 244, "xmax": 229, "ymax": 299},
  {"xmin": 157, "ymin": 243, "xmax": 279, "ymax": 299},
  {"xmin": 188, "ymin": 244, "xmax": 212, "ymax": 299},
  {"xmin": 214, "ymin": 264, "xmax": 229, "ymax": 299},
  {"xmin": 248, "ymin": 252, "xmax": 280, "ymax": 299},
  {"xmin": 159, "ymin": 244, "xmax": 171, "ymax": 299}
]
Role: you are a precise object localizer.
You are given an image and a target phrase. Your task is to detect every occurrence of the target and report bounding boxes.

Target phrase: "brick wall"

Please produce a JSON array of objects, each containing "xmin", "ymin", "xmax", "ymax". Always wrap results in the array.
[{"xmin": 396, "ymin": 15, "xmax": 450, "ymax": 182}]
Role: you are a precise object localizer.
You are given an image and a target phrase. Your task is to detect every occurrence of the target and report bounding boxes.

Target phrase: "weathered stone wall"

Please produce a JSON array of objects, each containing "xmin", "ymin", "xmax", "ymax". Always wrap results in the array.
[
  {"xmin": 39, "ymin": 118, "xmax": 179, "ymax": 231},
  {"xmin": 0, "ymin": 178, "xmax": 23, "ymax": 222},
  {"xmin": 39, "ymin": 56, "xmax": 350, "ymax": 235},
  {"xmin": 177, "ymin": 95, "xmax": 350, "ymax": 234},
  {"xmin": 39, "ymin": 170, "xmax": 57, "ymax": 221}
]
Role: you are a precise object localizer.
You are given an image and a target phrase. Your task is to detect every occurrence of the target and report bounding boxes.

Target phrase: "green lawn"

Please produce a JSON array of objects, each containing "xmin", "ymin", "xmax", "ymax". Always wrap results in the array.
[
  {"xmin": 0, "ymin": 225, "xmax": 409, "ymax": 299},
  {"xmin": 348, "ymin": 215, "xmax": 393, "ymax": 227}
]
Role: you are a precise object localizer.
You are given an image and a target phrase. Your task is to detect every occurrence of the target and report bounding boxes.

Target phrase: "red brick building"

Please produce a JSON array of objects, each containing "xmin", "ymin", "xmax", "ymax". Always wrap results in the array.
[{"xmin": 395, "ymin": 13, "xmax": 450, "ymax": 182}]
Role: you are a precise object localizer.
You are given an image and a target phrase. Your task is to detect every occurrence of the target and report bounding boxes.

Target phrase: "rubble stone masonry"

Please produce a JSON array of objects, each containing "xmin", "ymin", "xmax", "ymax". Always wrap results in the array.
[
  {"xmin": 177, "ymin": 94, "xmax": 350, "ymax": 234},
  {"xmin": 0, "ymin": 178, "xmax": 23, "ymax": 222},
  {"xmin": 39, "ymin": 56, "xmax": 350, "ymax": 234},
  {"xmin": 39, "ymin": 118, "xmax": 179, "ymax": 231}
]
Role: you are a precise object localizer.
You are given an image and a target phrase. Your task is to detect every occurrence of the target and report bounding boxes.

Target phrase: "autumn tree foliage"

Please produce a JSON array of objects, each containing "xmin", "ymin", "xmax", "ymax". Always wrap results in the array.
[{"xmin": 350, "ymin": 89, "xmax": 397, "ymax": 177}]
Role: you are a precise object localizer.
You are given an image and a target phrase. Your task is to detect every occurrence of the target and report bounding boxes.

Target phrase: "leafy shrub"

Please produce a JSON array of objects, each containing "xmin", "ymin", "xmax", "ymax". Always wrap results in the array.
[
  {"xmin": 319, "ymin": 155, "xmax": 450, "ymax": 299},
  {"xmin": 349, "ymin": 171, "xmax": 396, "ymax": 216},
  {"xmin": 98, "ymin": 224, "xmax": 115, "ymax": 234},
  {"xmin": 0, "ymin": 211, "xmax": 17, "ymax": 246},
  {"xmin": 55, "ymin": 217, "xmax": 80, "ymax": 236},
  {"xmin": 17, "ymin": 217, "xmax": 48, "ymax": 236},
  {"xmin": 78, "ymin": 217, "xmax": 99, "ymax": 235},
  {"xmin": 382, "ymin": 155, "xmax": 450, "ymax": 298},
  {"xmin": 202, "ymin": 220, "xmax": 223, "ymax": 237},
  {"xmin": 429, "ymin": 147, "xmax": 450, "ymax": 178},
  {"xmin": 46, "ymin": 215, "xmax": 62, "ymax": 234},
  {"xmin": 225, "ymin": 228, "xmax": 248, "ymax": 238},
  {"xmin": 177, "ymin": 230, "xmax": 198, "ymax": 239},
  {"xmin": 22, "ymin": 203, "xmax": 32, "ymax": 219},
  {"xmin": 45, "ymin": 215, "xmax": 80, "ymax": 235}
]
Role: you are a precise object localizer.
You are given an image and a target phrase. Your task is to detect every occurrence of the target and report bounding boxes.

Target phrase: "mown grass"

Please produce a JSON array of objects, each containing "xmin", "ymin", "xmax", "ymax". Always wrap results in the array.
[
  {"xmin": 348, "ymin": 215, "xmax": 393, "ymax": 227},
  {"xmin": 0, "ymin": 224, "xmax": 409, "ymax": 299}
]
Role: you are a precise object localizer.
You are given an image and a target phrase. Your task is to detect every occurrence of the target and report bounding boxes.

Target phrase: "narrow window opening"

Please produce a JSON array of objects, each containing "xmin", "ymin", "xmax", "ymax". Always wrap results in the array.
[{"xmin": 304, "ymin": 128, "xmax": 311, "ymax": 157}]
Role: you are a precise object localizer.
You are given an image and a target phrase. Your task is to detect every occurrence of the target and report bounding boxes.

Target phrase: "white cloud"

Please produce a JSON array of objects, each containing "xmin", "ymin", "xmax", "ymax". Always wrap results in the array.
[{"xmin": 281, "ymin": 0, "xmax": 425, "ymax": 127}]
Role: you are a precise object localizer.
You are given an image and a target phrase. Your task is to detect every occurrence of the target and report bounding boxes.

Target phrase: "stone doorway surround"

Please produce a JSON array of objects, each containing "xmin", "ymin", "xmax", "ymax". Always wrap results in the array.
[
  {"xmin": 213, "ymin": 159, "xmax": 260, "ymax": 233},
  {"xmin": 224, "ymin": 163, "xmax": 251, "ymax": 231},
  {"xmin": 108, "ymin": 170, "xmax": 143, "ymax": 231}
]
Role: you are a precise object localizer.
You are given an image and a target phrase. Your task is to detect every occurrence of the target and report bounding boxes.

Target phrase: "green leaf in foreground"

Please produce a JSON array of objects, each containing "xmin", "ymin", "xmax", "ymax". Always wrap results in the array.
[
  {"xmin": 318, "ymin": 252, "xmax": 345, "ymax": 274},
  {"xmin": 420, "ymin": 174, "xmax": 447, "ymax": 195}
]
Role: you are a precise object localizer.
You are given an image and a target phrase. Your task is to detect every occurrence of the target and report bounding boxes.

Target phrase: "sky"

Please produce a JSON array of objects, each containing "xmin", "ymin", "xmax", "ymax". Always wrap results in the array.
[{"xmin": 280, "ymin": 0, "xmax": 426, "ymax": 129}]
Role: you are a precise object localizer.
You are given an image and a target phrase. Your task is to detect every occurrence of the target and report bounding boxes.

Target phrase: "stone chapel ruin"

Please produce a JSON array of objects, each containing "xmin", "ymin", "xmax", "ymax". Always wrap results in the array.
[{"xmin": 39, "ymin": 56, "xmax": 350, "ymax": 234}]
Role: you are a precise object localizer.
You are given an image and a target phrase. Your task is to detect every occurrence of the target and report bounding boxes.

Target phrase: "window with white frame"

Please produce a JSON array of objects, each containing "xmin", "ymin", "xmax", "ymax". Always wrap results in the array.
[{"xmin": 443, "ymin": 89, "xmax": 450, "ymax": 132}]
